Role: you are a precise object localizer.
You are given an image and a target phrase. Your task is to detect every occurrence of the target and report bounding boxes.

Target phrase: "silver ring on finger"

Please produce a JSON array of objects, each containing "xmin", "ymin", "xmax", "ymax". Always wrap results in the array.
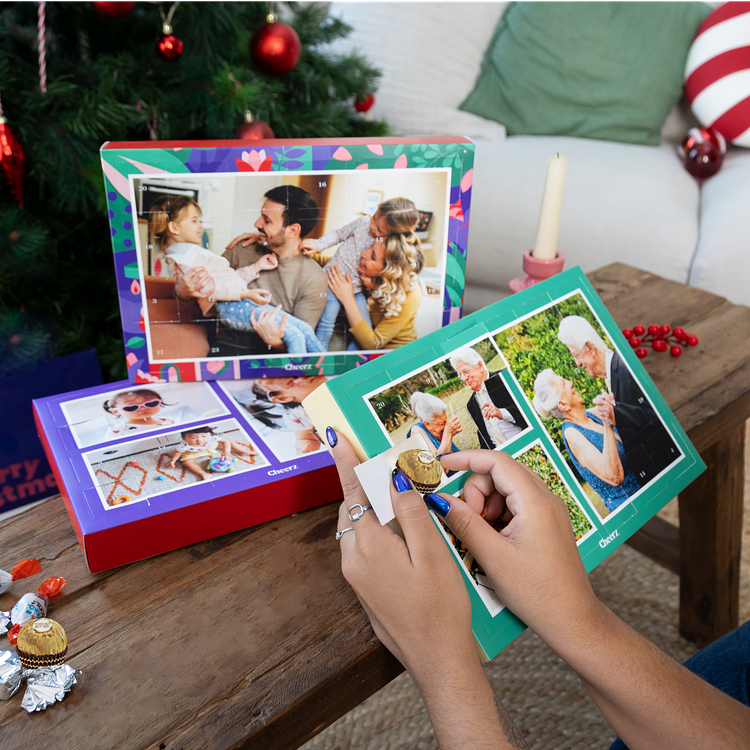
[
  {"xmin": 348, "ymin": 503, "xmax": 372, "ymax": 522},
  {"xmin": 335, "ymin": 526, "xmax": 355, "ymax": 541}
]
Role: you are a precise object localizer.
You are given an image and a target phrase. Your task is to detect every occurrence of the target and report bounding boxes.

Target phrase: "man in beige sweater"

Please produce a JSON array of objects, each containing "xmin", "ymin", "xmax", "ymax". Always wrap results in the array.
[{"xmin": 176, "ymin": 185, "xmax": 328, "ymax": 355}]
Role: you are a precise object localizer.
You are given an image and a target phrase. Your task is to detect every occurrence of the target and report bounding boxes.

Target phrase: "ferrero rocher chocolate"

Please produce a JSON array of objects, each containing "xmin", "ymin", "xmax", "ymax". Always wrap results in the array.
[
  {"xmin": 16, "ymin": 618, "xmax": 68, "ymax": 670},
  {"xmin": 396, "ymin": 449, "xmax": 443, "ymax": 493}
]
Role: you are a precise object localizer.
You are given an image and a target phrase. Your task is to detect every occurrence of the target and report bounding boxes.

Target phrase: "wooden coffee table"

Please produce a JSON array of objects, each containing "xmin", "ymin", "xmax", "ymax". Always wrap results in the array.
[
  {"xmin": 590, "ymin": 264, "xmax": 748, "ymax": 649},
  {"xmin": 0, "ymin": 264, "xmax": 747, "ymax": 750}
]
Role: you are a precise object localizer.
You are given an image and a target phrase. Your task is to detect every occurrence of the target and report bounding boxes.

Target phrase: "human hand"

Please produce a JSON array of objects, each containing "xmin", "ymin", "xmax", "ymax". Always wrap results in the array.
[
  {"xmin": 438, "ymin": 450, "xmax": 597, "ymax": 640},
  {"xmin": 245, "ymin": 288, "xmax": 272, "ymax": 305},
  {"xmin": 250, "ymin": 304, "xmax": 286, "ymax": 349},
  {"xmin": 480, "ymin": 402, "xmax": 503, "ymax": 421},
  {"xmin": 326, "ymin": 266, "xmax": 356, "ymax": 304},
  {"xmin": 445, "ymin": 416, "xmax": 463, "ymax": 438},
  {"xmin": 175, "ymin": 266, "xmax": 214, "ymax": 300},
  {"xmin": 254, "ymin": 254, "xmax": 279, "ymax": 272},
  {"xmin": 300, "ymin": 238, "xmax": 319, "ymax": 255},
  {"xmin": 592, "ymin": 393, "xmax": 616, "ymax": 426},
  {"xmin": 331, "ymin": 432, "xmax": 478, "ymax": 678},
  {"xmin": 225, "ymin": 232, "xmax": 260, "ymax": 250}
]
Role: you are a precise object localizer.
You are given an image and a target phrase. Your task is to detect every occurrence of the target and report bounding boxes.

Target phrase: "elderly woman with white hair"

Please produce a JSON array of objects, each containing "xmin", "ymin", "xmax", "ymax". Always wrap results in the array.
[
  {"xmin": 406, "ymin": 392, "xmax": 462, "ymax": 467},
  {"xmin": 533, "ymin": 368, "xmax": 639, "ymax": 512}
]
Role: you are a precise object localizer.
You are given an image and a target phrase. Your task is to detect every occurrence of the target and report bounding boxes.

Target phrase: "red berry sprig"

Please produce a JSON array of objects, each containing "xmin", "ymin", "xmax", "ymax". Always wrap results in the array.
[{"xmin": 621, "ymin": 324, "xmax": 699, "ymax": 359}]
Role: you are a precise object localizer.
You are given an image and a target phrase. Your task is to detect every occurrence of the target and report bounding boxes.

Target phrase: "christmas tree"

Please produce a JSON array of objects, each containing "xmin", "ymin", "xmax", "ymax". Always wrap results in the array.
[{"xmin": 0, "ymin": 1, "xmax": 386, "ymax": 381}]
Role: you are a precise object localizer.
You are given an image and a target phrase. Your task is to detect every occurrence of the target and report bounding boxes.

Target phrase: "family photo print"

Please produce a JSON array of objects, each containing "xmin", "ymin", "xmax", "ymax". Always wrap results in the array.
[{"xmin": 101, "ymin": 137, "xmax": 474, "ymax": 383}]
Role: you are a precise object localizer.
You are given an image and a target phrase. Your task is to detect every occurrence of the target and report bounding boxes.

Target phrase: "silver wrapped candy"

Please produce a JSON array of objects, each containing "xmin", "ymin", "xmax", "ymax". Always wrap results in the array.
[
  {"xmin": 0, "ymin": 611, "xmax": 10, "ymax": 637},
  {"xmin": 21, "ymin": 664, "xmax": 81, "ymax": 712},
  {"xmin": 0, "ymin": 652, "xmax": 80, "ymax": 712},
  {"xmin": 0, "ymin": 618, "xmax": 81, "ymax": 713},
  {"xmin": 0, "ymin": 651, "xmax": 24, "ymax": 700}
]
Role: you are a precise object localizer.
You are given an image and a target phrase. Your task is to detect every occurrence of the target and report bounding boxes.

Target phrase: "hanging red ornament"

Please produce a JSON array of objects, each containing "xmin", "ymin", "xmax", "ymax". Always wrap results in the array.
[
  {"xmin": 235, "ymin": 110, "xmax": 275, "ymax": 140},
  {"xmin": 156, "ymin": 23, "xmax": 183, "ymax": 61},
  {"xmin": 250, "ymin": 13, "xmax": 301, "ymax": 76},
  {"xmin": 93, "ymin": 1, "xmax": 134, "ymax": 19},
  {"xmin": 678, "ymin": 127, "xmax": 726, "ymax": 180},
  {"xmin": 0, "ymin": 117, "xmax": 24, "ymax": 209},
  {"xmin": 354, "ymin": 92, "xmax": 375, "ymax": 113}
]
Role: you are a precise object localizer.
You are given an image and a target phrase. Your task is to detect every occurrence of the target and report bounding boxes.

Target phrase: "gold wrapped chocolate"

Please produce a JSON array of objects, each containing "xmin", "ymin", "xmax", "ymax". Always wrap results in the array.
[
  {"xmin": 16, "ymin": 618, "xmax": 68, "ymax": 670},
  {"xmin": 396, "ymin": 449, "xmax": 443, "ymax": 493}
]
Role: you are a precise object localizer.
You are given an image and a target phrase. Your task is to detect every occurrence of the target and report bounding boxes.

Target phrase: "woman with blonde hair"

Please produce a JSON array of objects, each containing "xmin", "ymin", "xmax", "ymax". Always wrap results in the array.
[{"xmin": 326, "ymin": 229, "xmax": 424, "ymax": 350}]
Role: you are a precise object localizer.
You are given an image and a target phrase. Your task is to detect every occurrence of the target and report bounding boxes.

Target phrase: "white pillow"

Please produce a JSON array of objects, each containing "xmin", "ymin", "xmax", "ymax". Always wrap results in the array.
[{"xmin": 326, "ymin": 2, "xmax": 508, "ymax": 139}]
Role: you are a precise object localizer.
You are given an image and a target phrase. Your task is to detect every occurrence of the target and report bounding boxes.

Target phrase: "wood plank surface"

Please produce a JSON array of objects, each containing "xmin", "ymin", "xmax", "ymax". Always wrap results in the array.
[
  {"xmin": 0, "ymin": 498, "xmax": 403, "ymax": 750},
  {"xmin": 1, "ymin": 263, "xmax": 748, "ymax": 749}
]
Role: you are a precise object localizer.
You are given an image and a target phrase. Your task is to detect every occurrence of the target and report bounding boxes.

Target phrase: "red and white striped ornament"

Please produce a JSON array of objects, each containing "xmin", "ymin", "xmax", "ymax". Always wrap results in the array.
[
  {"xmin": 37, "ymin": 1, "xmax": 47, "ymax": 93},
  {"xmin": 684, "ymin": 2, "xmax": 750, "ymax": 147}
]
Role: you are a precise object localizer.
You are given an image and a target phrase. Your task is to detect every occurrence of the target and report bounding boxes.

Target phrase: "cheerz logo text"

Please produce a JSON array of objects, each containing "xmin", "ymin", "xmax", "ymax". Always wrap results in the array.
[{"xmin": 599, "ymin": 529, "xmax": 620, "ymax": 548}]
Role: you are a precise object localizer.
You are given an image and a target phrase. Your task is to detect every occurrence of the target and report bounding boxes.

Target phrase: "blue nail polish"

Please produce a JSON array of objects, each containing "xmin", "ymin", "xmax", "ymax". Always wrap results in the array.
[
  {"xmin": 392, "ymin": 467, "xmax": 412, "ymax": 492},
  {"xmin": 425, "ymin": 493, "xmax": 451, "ymax": 518},
  {"xmin": 326, "ymin": 426, "xmax": 337, "ymax": 448}
]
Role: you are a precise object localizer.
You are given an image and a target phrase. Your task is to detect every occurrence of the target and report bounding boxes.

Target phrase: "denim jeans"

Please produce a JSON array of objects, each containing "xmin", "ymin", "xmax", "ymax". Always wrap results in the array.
[
  {"xmin": 315, "ymin": 291, "xmax": 372, "ymax": 350},
  {"xmin": 609, "ymin": 620, "xmax": 750, "ymax": 749},
  {"xmin": 217, "ymin": 300, "xmax": 325, "ymax": 354}
]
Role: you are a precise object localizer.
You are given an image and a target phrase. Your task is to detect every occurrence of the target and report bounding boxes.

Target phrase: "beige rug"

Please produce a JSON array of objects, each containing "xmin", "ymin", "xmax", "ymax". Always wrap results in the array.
[{"xmin": 301, "ymin": 421, "xmax": 750, "ymax": 750}]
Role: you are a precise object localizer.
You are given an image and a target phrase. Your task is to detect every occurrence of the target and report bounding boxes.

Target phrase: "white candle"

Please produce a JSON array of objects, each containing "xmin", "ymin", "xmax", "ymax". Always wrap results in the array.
[{"xmin": 532, "ymin": 154, "xmax": 568, "ymax": 260}]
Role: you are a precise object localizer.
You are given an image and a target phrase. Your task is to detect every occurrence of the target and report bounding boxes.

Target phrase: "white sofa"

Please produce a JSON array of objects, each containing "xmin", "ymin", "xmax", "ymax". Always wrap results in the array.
[{"xmin": 328, "ymin": 2, "xmax": 750, "ymax": 311}]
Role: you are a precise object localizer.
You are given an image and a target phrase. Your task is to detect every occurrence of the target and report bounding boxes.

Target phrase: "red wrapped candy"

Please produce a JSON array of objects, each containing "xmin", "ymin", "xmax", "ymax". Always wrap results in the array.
[
  {"xmin": 37, "ymin": 577, "xmax": 66, "ymax": 599},
  {"xmin": 0, "ymin": 558, "xmax": 41, "ymax": 595},
  {"xmin": 11, "ymin": 559, "xmax": 41, "ymax": 580}
]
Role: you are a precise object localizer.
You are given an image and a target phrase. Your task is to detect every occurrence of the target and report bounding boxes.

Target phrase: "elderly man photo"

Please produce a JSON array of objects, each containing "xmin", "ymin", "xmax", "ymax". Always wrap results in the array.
[
  {"xmin": 450, "ymin": 347, "xmax": 528, "ymax": 450},
  {"xmin": 557, "ymin": 315, "xmax": 679, "ymax": 487},
  {"xmin": 176, "ymin": 184, "xmax": 328, "ymax": 355}
]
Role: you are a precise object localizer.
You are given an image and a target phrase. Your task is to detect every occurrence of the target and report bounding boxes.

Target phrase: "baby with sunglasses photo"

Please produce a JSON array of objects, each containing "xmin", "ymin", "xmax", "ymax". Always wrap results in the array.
[{"xmin": 102, "ymin": 388, "xmax": 190, "ymax": 439}]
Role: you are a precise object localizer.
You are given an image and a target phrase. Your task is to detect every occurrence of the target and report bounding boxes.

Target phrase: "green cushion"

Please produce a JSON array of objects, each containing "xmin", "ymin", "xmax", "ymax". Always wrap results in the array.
[{"xmin": 460, "ymin": 2, "xmax": 711, "ymax": 145}]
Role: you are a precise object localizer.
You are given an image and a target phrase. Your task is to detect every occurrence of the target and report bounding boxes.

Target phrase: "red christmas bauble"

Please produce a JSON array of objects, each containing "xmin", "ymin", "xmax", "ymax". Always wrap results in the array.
[
  {"xmin": 236, "ymin": 118, "xmax": 275, "ymax": 140},
  {"xmin": 157, "ymin": 33, "xmax": 183, "ymax": 62},
  {"xmin": 0, "ymin": 119, "xmax": 24, "ymax": 209},
  {"xmin": 93, "ymin": 1, "xmax": 134, "ymax": 19},
  {"xmin": 354, "ymin": 92, "xmax": 375, "ymax": 113},
  {"xmin": 250, "ymin": 16, "xmax": 301, "ymax": 76},
  {"xmin": 678, "ymin": 127, "xmax": 726, "ymax": 180}
]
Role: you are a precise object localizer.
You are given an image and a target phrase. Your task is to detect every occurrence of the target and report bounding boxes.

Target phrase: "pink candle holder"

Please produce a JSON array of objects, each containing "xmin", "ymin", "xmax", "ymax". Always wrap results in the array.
[{"xmin": 509, "ymin": 249, "xmax": 566, "ymax": 293}]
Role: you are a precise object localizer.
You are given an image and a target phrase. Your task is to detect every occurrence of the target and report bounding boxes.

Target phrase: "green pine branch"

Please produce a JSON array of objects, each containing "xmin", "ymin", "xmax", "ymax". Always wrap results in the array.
[{"xmin": 0, "ymin": 1, "xmax": 388, "ymax": 381}]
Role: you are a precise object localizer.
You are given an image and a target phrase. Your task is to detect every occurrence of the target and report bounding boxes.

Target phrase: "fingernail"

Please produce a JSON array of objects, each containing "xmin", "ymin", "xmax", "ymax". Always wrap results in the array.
[
  {"xmin": 326, "ymin": 426, "xmax": 337, "ymax": 448},
  {"xmin": 392, "ymin": 468, "xmax": 412, "ymax": 493},
  {"xmin": 424, "ymin": 493, "xmax": 451, "ymax": 518}
]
